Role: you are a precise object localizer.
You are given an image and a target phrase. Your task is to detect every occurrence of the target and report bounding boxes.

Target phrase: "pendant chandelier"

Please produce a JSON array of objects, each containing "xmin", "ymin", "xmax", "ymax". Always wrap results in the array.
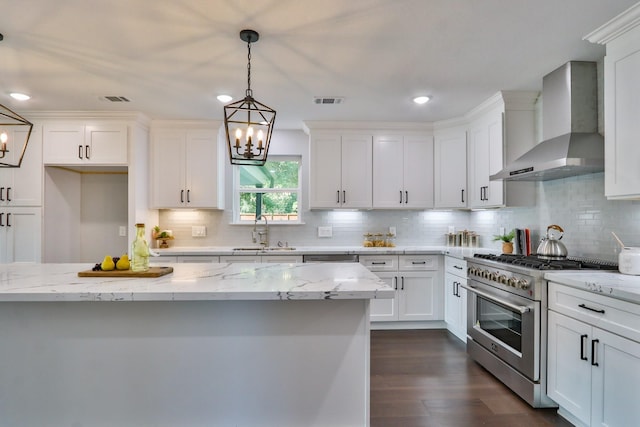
[
  {"xmin": 0, "ymin": 104, "xmax": 33, "ymax": 168},
  {"xmin": 223, "ymin": 29, "xmax": 276, "ymax": 166}
]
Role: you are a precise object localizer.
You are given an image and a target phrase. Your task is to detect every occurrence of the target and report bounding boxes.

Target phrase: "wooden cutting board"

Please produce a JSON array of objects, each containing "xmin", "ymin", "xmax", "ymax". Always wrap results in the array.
[{"xmin": 77, "ymin": 266, "xmax": 173, "ymax": 278}]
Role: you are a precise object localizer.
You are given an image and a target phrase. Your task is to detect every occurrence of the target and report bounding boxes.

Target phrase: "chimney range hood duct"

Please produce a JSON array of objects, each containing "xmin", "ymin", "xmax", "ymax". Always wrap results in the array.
[{"xmin": 490, "ymin": 61, "xmax": 604, "ymax": 181}]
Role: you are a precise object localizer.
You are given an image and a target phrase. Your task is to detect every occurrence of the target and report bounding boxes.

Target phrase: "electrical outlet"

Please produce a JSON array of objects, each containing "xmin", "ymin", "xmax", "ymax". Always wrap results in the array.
[
  {"xmin": 389, "ymin": 226, "xmax": 396, "ymax": 237},
  {"xmin": 318, "ymin": 226, "xmax": 333, "ymax": 238},
  {"xmin": 192, "ymin": 225, "xmax": 206, "ymax": 237},
  {"xmin": 119, "ymin": 226, "xmax": 127, "ymax": 237}
]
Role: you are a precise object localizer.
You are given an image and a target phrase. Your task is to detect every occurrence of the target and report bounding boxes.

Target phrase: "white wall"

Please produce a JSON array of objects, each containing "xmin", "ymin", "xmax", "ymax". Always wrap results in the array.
[{"xmin": 80, "ymin": 173, "xmax": 129, "ymax": 263}]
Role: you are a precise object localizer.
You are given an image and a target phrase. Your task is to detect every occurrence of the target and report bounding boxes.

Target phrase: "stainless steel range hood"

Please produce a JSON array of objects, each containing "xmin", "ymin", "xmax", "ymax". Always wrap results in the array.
[{"xmin": 491, "ymin": 61, "xmax": 603, "ymax": 181}]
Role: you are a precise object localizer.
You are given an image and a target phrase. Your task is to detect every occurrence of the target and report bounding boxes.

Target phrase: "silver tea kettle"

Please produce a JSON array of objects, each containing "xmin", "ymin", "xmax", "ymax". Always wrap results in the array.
[{"xmin": 537, "ymin": 224, "xmax": 568, "ymax": 259}]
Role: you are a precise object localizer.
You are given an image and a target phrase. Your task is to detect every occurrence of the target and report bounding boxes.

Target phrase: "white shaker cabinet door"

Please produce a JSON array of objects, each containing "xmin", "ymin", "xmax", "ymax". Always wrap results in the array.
[
  {"xmin": 372, "ymin": 135, "xmax": 404, "ymax": 208},
  {"xmin": 547, "ymin": 310, "xmax": 592, "ymax": 426},
  {"xmin": 84, "ymin": 125, "xmax": 128, "ymax": 165},
  {"xmin": 310, "ymin": 134, "xmax": 343, "ymax": 208},
  {"xmin": 403, "ymin": 135, "xmax": 433, "ymax": 209},
  {"xmin": 151, "ymin": 131, "xmax": 186, "ymax": 208},
  {"xmin": 43, "ymin": 123, "xmax": 85, "ymax": 165},
  {"xmin": 0, "ymin": 207, "xmax": 42, "ymax": 263},
  {"xmin": 369, "ymin": 272, "xmax": 397, "ymax": 322},
  {"xmin": 0, "ymin": 126, "xmax": 42, "ymax": 206},
  {"xmin": 340, "ymin": 134, "xmax": 372, "ymax": 209},
  {"xmin": 184, "ymin": 130, "xmax": 219, "ymax": 208},
  {"xmin": 434, "ymin": 129, "xmax": 467, "ymax": 208}
]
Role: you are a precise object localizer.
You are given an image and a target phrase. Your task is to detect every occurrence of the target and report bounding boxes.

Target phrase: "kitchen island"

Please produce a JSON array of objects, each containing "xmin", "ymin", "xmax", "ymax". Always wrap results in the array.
[{"xmin": 0, "ymin": 262, "xmax": 393, "ymax": 427}]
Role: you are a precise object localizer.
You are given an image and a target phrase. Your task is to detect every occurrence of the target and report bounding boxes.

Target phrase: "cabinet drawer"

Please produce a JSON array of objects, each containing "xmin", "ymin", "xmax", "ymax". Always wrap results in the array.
[
  {"xmin": 445, "ymin": 256, "xmax": 467, "ymax": 277},
  {"xmin": 399, "ymin": 255, "xmax": 439, "ymax": 271},
  {"xmin": 548, "ymin": 282, "xmax": 640, "ymax": 343},
  {"xmin": 359, "ymin": 255, "xmax": 398, "ymax": 272}
]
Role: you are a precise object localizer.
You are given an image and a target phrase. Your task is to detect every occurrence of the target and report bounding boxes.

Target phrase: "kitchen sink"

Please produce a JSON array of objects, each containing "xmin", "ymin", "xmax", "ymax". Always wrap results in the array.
[{"xmin": 232, "ymin": 247, "xmax": 296, "ymax": 251}]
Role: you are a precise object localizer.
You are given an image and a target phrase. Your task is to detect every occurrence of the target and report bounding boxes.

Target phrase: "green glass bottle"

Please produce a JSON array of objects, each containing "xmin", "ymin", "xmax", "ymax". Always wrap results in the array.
[{"xmin": 131, "ymin": 223, "xmax": 150, "ymax": 272}]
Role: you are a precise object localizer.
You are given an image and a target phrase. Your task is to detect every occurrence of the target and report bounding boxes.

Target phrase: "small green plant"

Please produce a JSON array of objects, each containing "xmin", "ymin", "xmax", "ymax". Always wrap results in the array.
[{"xmin": 493, "ymin": 229, "xmax": 515, "ymax": 243}]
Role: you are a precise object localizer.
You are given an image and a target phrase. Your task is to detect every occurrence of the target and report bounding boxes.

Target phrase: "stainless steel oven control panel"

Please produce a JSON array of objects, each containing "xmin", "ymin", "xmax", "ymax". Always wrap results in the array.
[{"xmin": 467, "ymin": 262, "xmax": 537, "ymax": 300}]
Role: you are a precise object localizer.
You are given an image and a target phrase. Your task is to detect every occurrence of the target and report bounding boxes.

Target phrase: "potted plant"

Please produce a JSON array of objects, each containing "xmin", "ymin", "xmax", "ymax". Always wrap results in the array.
[{"xmin": 493, "ymin": 229, "xmax": 516, "ymax": 254}]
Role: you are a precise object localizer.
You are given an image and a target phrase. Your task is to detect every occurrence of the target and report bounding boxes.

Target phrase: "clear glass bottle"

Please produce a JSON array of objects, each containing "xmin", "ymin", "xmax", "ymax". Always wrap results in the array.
[{"xmin": 131, "ymin": 223, "xmax": 150, "ymax": 272}]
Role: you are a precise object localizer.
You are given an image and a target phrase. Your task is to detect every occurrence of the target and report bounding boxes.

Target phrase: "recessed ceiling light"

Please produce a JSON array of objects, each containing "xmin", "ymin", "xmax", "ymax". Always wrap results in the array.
[
  {"xmin": 217, "ymin": 94, "xmax": 233, "ymax": 103},
  {"xmin": 10, "ymin": 92, "xmax": 30, "ymax": 101},
  {"xmin": 413, "ymin": 96, "xmax": 430, "ymax": 105}
]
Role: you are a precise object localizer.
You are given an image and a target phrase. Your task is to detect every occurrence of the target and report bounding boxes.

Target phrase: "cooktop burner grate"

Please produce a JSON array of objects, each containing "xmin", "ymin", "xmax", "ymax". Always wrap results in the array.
[{"xmin": 473, "ymin": 253, "xmax": 618, "ymax": 271}]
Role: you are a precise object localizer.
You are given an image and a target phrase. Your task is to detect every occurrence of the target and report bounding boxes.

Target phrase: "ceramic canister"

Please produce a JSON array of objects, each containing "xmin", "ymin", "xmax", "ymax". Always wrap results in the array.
[{"xmin": 618, "ymin": 247, "xmax": 640, "ymax": 275}]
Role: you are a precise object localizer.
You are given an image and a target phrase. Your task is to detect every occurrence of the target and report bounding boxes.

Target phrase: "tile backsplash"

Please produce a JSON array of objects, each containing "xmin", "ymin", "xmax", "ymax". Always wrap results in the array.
[{"xmin": 159, "ymin": 172, "xmax": 637, "ymax": 263}]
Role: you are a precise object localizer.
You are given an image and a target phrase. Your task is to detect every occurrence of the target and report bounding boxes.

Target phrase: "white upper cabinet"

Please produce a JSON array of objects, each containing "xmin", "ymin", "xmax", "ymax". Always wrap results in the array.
[
  {"xmin": 466, "ymin": 91, "xmax": 538, "ymax": 209},
  {"xmin": 0, "ymin": 125, "xmax": 42, "ymax": 206},
  {"xmin": 373, "ymin": 134, "xmax": 433, "ymax": 209},
  {"xmin": 434, "ymin": 125, "xmax": 467, "ymax": 208},
  {"xmin": 309, "ymin": 132, "xmax": 372, "ymax": 209},
  {"xmin": 0, "ymin": 207, "xmax": 42, "ymax": 263},
  {"xmin": 150, "ymin": 125, "xmax": 223, "ymax": 209},
  {"xmin": 586, "ymin": 4, "xmax": 640, "ymax": 199},
  {"xmin": 43, "ymin": 122, "xmax": 128, "ymax": 166}
]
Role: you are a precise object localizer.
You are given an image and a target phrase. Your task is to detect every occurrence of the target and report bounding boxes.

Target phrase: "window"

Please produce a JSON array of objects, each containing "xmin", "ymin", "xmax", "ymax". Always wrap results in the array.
[{"xmin": 234, "ymin": 156, "xmax": 301, "ymax": 223}]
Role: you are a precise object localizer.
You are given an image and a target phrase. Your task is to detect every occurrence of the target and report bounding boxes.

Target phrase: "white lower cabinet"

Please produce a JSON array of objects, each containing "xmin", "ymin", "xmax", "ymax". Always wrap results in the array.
[
  {"xmin": 176, "ymin": 256, "xmax": 220, "ymax": 263},
  {"xmin": 361, "ymin": 255, "xmax": 442, "ymax": 323},
  {"xmin": 443, "ymin": 256, "xmax": 467, "ymax": 342},
  {"xmin": 219, "ymin": 255, "xmax": 302, "ymax": 263},
  {"xmin": 547, "ymin": 282, "xmax": 640, "ymax": 427},
  {"xmin": 0, "ymin": 207, "xmax": 42, "ymax": 263}
]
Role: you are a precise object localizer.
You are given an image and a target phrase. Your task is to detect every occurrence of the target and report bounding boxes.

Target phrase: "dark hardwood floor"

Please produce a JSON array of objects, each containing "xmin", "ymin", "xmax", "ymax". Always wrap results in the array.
[{"xmin": 370, "ymin": 329, "xmax": 573, "ymax": 427}]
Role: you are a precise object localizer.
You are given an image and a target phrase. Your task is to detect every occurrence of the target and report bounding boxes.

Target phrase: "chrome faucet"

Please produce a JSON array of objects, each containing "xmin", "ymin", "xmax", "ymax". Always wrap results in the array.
[{"xmin": 252, "ymin": 215, "xmax": 269, "ymax": 248}]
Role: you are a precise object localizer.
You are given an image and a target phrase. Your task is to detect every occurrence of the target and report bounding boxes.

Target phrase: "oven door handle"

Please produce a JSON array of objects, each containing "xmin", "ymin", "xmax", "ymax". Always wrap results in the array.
[{"xmin": 461, "ymin": 284, "xmax": 531, "ymax": 314}]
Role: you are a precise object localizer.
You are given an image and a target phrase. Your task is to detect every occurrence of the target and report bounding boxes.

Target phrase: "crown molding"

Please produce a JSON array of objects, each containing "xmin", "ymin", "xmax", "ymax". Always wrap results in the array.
[{"xmin": 584, "ymin": 3, "xmax": 640, "ymax": 45}]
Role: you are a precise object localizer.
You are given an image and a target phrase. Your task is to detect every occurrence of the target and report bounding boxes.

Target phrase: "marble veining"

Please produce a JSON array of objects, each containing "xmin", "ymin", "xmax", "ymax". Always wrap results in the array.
[
  {"xmin": 0, "ymin": 262, "xmax": 394, "ymax": 302},
  {"xmin": 545, "ymin": 271, "xmax": 640, "ymax": 304}
]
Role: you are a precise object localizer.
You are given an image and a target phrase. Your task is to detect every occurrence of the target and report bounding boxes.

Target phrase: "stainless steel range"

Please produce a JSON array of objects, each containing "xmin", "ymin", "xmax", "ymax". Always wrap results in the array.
[{"xmin": 463, "ymin": 253, "xmax": 617, "ymax": 408}]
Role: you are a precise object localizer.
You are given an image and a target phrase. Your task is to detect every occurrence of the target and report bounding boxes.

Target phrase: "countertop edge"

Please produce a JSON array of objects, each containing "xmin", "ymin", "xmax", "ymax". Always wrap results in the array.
[{"xmin": 545, "ymin": 271, "xmax": 640, "ymax": 305}]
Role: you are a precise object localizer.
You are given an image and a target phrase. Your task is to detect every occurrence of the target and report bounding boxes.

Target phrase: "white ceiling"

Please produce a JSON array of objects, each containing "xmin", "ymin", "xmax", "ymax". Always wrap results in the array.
[{"xmin": 2, "ymin": 0, "xmax": 638, "ymax": 129}]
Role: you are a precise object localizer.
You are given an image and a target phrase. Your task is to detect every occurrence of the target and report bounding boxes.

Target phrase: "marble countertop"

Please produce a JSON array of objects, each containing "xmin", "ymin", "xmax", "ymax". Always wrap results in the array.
[
  {"xmin": 545, "ymin": 271, "xmax": 640, "ymax": 304},
  {"xmin": 0, "ymin": 262, "xmax": 394, "ymax": 302},
  {"xmin": 153, "ymin": 245, "xmax": 497, "ymax": 259}
]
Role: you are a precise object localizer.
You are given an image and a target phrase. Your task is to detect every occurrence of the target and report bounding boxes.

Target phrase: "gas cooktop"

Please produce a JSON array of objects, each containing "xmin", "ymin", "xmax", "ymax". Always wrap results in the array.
[{"xmin": 473, "ymin": 253, "xmax": 618, "ymax": 271}]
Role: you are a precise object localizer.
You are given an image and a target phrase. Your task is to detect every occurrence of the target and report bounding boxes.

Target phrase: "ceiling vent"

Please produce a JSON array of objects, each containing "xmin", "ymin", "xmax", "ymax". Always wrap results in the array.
[
  {"xmin": 101, "ymin": 96, "xmax": 131, "ymax": 102},
  {"xmin": 313, "ymin": 96, "xmax": 344, "ymax": 105}
]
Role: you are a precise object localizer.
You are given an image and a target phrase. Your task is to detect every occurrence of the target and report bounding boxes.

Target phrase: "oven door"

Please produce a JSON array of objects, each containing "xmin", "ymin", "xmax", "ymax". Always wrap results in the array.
[{"xmin": 464, "ymin": 279, "xmax": 540, "ymax": 381}]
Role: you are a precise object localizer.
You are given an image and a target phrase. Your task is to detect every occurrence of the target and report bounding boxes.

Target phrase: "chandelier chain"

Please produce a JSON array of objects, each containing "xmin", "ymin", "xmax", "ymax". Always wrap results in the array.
[{"xmin": 246, "ymin": 38, "xmax": 252, "ymax": 98}]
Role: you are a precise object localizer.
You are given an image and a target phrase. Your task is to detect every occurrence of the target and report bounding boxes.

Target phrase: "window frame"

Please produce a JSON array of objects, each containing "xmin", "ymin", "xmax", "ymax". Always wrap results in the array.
[{"xmin": 232, "ymin": 155, "xmax": 303, "ymax": 224}]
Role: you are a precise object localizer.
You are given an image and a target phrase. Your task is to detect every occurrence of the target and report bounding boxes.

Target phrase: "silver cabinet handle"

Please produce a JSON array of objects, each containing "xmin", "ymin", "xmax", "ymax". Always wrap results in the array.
[
  {"xmin": 85, "ymin": 145, "xmax": 91, "ymax": 159},
  {"xmin": 78, "ymin": 145, "xmax": 83, "ymax": 159},
  {"xmin": 461, "ymin": 284, "xmax": 531, "ymax": 314}
]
